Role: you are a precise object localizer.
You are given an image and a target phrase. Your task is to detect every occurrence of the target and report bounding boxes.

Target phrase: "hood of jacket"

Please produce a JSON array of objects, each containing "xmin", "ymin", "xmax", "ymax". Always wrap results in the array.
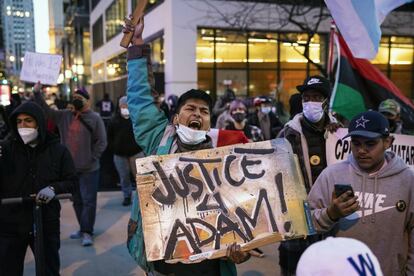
[{"xmin": 9, "ymin": 101, "xmax": 48, "ymax": 145}]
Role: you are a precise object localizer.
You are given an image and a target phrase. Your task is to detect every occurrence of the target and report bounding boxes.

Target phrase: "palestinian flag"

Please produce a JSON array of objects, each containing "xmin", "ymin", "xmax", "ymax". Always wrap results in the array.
[{"xmin": 331, "ymin": 33, "xmax": 414, "ymax": 130}]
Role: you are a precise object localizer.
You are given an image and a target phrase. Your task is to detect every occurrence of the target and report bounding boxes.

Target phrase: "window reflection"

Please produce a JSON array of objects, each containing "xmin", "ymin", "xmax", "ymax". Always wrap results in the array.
[
  {"xmin": 105, "ymin": 0, "xmax": 126, "ymax": 42},
  {"xmin": 106, "ymin": 52, "xmax": 127, "ymax": 80}
]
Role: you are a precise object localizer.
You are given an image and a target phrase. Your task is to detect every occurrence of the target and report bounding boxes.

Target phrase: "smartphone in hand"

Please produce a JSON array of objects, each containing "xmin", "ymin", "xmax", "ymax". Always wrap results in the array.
[{"xmin": 334, "ymin": 184, "xmax": 354, "ymax": 198}]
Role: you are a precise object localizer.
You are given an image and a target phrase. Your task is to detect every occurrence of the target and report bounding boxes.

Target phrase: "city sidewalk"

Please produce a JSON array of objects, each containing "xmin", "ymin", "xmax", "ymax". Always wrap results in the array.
[{"xmin": 24, "ymin": 192, "xmax": 280, "ymax": 276}]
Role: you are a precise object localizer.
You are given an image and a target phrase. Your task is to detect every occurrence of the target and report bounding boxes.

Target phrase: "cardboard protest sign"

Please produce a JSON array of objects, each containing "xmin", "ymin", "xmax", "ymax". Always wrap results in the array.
[
  {"xmin": 135, "ymin": 139, "xmax": 313, "ymax": 263},
  {"xmin": 20, "ymin": 52, "xmax": 62, "ymax": 85},
  {"xmin": 327, "ymin": 128, "xmax": 414, "ymax": 168}
]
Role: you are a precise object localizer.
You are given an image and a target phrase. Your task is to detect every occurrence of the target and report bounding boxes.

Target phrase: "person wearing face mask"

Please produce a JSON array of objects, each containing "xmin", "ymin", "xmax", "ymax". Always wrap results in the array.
[
  {"xmin": 33, "ymin": 83, "xmax": 107, "ymax": 247},
  {"xmin": 225, "ymin": 99, "xmax": 263, "ymax": 142},
  {"xmin": 0, "ymin": 102, "xmax": 77, "ymax": 275},
  {"xmin": 378, "ymin": 99, "xmax": 405, "ymax": 134},
  {"xmin": 107, "ymin": 96, "xmax": 143, "ymax": 206},
  {"xmin": 123, "ymin": 16, "xmax": 250, "ymax": 276},
  {"xmin": 277, "ymin": 75, "xmax": 341, "ymax": 275},
  {"xmin": 249, "ymin": 96, "xmax": 283, "ymax": 140}
]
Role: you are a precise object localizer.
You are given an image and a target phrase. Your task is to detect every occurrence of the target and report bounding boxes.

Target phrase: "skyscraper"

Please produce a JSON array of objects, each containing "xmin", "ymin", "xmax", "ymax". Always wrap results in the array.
[{"xmin": 2, "ymin": 0, "xmax": 36, "ymax": 76}]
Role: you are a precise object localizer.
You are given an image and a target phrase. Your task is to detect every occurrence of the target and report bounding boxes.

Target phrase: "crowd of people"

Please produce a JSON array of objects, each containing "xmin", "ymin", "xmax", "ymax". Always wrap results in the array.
[{"xmin": 0, "ymin": 15, "xmax": 413, "ymax": 276}]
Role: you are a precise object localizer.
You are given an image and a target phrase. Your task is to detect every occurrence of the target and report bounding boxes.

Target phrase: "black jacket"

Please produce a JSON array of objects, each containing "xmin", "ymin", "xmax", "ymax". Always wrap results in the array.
[
  {"xmin": 0, "ymin": 102, "xmax": 78, "ymax": 234},
  {"xmin": 248, "ymin": 111, "xmax": 283, "ymax": 140},
  {"xmin": 107, "ymin": 113, "xmax": 142, "ymax": 157}
]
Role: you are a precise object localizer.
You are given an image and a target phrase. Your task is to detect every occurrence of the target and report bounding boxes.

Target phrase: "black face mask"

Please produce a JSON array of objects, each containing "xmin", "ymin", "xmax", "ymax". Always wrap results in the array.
[
  {"xmin": 388, "ymin": 119, "xmax": 396, "ymax": 131},
  {"xmin": 72, "ymin": 99, "xmax": 84, "ymax": 111},
  {"xmin": 232, "ymin": 112, "xmax": 246, "ymax": 123}
]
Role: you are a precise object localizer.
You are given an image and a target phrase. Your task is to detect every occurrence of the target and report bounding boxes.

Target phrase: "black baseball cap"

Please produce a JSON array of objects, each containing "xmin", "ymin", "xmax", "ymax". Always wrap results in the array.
[
  {"xmin": 296, "ymin": 76, "xmax": 331, "ymax": 98},
  {"xmin": 176, "ymin": 89, "xmax": 213, "ymax": 112},
  {"xmin": 343, "ymin": 111, "xmax": 390, "ymax": 139}
]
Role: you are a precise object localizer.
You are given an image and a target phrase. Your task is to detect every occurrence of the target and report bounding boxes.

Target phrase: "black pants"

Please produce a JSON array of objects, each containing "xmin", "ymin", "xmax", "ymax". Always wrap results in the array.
[
  {"xmin": 279, "ymin": 234, "xmax": 326, "ymax": 275},
  {"xmin": 0, "ymin": 227, "xmax": 60, "ymax": 276}
]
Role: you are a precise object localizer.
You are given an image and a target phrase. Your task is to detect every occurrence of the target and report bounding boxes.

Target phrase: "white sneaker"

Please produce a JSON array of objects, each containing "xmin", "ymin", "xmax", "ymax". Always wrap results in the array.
[{"xmin": 81, "ymin": 233, "xmax": 93, "ymax": 246}]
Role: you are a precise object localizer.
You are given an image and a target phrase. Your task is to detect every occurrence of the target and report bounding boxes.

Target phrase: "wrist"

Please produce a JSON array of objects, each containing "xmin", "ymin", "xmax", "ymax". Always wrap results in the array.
[
  {"xmin": 131, "ymin": 37, "xmax": 144, "ymax": 46},
  {"xmin": 48, "ymin": 186, "xmax": 55, "ymax": 192},
  {"xmin": 327, "ymin": 206, "xmax": 339, "ymax": 222}
]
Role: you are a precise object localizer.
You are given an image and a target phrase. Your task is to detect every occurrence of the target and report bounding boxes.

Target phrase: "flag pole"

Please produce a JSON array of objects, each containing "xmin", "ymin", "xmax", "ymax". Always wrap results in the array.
[{"xmin": 329, "ymin": 23, "xmax": 341, "ymax": 113}]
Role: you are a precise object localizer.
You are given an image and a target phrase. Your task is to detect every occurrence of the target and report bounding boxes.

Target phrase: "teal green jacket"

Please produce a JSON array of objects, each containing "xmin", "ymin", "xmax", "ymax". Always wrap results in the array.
[{"xmin": 126, "ymin": 45, "xmax": 236, "ymax": 276}]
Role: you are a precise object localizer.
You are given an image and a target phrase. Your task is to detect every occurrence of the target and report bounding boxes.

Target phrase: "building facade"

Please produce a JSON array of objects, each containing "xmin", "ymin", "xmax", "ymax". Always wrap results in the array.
[
  {"xmin": 2, "ymin": 0, "xmax": 36, "ymax": 77},
  {"xmin": 90, "ymin": 0, "xmax": 414, "ymax": 108}
]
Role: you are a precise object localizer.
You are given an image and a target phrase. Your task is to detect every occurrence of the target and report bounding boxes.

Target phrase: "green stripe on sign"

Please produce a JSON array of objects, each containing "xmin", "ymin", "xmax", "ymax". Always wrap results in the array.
[{"xmin": 332, "ymin": 83, "xmax": 366, "ymax": 120}]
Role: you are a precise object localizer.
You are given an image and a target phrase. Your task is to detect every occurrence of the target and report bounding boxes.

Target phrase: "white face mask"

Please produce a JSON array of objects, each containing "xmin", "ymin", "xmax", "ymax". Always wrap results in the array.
[
  {"xmin": 18, "ymin": 128, "xmax": 38, "ymax": 144},
  {"xmin": 120, "ymin": 108, "xmax": 130, "ymax": 118},
  {"xmin": 302, "ymin": 101, "xmax": 325, "ymax": 123},
  {"xmin": 175, "ymin": 124, "xmax": 207, "ymax": 145},
  {"xmin": 261, "ymin": 106, "xmax": 272, "ymax": 114}
]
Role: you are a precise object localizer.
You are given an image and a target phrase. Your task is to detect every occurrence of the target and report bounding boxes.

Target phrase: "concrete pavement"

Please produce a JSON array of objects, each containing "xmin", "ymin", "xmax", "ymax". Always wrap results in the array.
[{"xmin": 24, "ymin": 191, "xmax": 281, "ymax": 276}]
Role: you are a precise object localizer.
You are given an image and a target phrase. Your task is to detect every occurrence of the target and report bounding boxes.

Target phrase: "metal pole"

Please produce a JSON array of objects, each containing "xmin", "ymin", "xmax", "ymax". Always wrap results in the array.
[{"xmin": 33, "ymin": 203, "xmax": 45, "ymax": 276}]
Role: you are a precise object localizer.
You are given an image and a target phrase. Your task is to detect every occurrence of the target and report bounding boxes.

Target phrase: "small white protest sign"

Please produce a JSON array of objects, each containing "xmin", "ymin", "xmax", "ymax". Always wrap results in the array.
[
  {"xmin": 20, "ymin": 52, "xmax": 62, "ymax": 85},
  {"xmin": 327, "ymin": 128, "xmax": 414, "ymax": 168}
]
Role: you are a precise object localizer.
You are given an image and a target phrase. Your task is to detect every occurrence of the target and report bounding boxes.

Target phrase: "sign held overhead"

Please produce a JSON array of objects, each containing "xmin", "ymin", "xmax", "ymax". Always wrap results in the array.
[{"xmin": 20, "ymin": 52, "xmax": 62, "ymax": 85}]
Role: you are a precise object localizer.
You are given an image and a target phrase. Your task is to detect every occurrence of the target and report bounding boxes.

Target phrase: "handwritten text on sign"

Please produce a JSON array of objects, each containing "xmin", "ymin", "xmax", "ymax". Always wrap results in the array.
[
  {"xmin": 135, "ymin": 139, "xmax": 310, "ymax": 263},
  {"xmin": 20, "ymin": 52, "xmax": 62, "ymax": 85},
  {"xmin": 327, "ymin": 128, "xmax": 414, "ymax": 168}
]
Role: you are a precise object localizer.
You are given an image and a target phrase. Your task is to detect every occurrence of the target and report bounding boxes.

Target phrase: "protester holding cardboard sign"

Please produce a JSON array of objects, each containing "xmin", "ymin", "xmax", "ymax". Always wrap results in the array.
[
  {"xmin": 123, "ymin": 15, "xmax": 250, "ymax": 275},
  {"xmin": 308, "ymin": 111, "xmax": 414, "ymax": 275}
]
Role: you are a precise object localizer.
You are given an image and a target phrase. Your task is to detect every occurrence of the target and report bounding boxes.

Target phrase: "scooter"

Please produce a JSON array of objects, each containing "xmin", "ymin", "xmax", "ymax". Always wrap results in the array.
[{"xmin": 0, "ymin": 193, "xmax": 72, "ymax": 276}]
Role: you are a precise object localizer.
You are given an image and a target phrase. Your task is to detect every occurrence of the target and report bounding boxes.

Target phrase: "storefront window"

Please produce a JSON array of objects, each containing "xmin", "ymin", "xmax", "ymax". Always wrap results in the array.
[
  {"xmin": 215, "ymin": 30, "xmax": 247, "ymax": 69},
  {"xmin": 372, "ymin": 37, "xmax": 389, "ymax": 65},
  {"xmin": 196, "ymin": 28, "xmax": 215, "ymax": 68},
  {"xmin": 196, "ymin": 28, "xmax": 413, "ymax": 103},
  {"xmin": 93, "ymin": 63, "xmax": 105, "ymax": 83},
  {"xmin": 105, "ymin": 0, "xmax": 126, "ymax": 42},
  {"xmin": 390, "ymin": 37, "xmax": 413, "ymax": 98},
  {"xmin": 149, "ymin": 36, "xmax": 164, "ymax": 72},
  {"xmin": 106, "ymin": 51, "xmax": 127, "ymax": 80}
]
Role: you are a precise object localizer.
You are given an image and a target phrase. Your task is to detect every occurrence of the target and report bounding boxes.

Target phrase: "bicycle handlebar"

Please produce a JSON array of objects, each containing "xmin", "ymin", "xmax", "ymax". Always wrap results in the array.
[{"xmin": 0, "ymin": 193, "xmax": 72, "ymax": 205}]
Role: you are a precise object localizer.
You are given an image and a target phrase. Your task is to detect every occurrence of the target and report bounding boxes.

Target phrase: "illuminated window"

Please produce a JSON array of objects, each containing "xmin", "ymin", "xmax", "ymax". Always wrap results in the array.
[
  {"xmin": 280, "ymin": 33, "xmax": 321, "ymax": 66},
  {"xmin": 196, "ymin": 29, "xmax": 215, "ymax": 68},
  {"xmin": 390, "ymin": 37, "xmax": 414, "ymax": 98},
  {"xmin": 149, "ymin": 36, "xmax": 164, "ymax": 72},
  {"xmin": 93, "ymin": 63, "xmax": 105, "ymax": 83},
  {"xmin": 196, "ymin": 29, "xmax": 328, "ymax": 104},
  {"xmin": 105, "ymin": 0, "xmax": 126, "ymax": 42},
  {"xmin": 372, "ymin": 37, "xmax": 389, "ymax": 65},
  {"xmin": 390, "ymin": 36, "xmax": 413, "ymax": 65},
  {"xmin": 106, "ymin": 52, "xmax": 127, "ymax": 80},
  {"xmin": 216, "ymin": 31, "xmax": 247, "ymax": 68}
]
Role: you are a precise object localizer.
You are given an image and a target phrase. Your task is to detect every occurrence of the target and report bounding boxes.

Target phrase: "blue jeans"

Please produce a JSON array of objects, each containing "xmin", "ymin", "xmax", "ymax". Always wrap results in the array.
[
  {"xmin": 113, "ymin": 155, "xmax": 133, "ymax": 199},
  {"xmin": 73, "ymin": 169, "xmax": 99, "ymax": 234}
]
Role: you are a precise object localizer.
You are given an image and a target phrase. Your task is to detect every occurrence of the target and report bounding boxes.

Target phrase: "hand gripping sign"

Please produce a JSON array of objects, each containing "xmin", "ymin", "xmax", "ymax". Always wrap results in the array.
[{"xmin": 135, "ymin": 138, "xmax": 314, "ymax": 263}]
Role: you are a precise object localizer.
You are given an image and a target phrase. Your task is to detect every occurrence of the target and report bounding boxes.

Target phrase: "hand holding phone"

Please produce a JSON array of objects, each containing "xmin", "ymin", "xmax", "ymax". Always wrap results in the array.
[
  {"xmin": 328, "ymin": 184, "xmax": 359, "ymax": 221},
  {"xmin": 334, "ymin": 184, "xmax": 354, "ymax": 198}
]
